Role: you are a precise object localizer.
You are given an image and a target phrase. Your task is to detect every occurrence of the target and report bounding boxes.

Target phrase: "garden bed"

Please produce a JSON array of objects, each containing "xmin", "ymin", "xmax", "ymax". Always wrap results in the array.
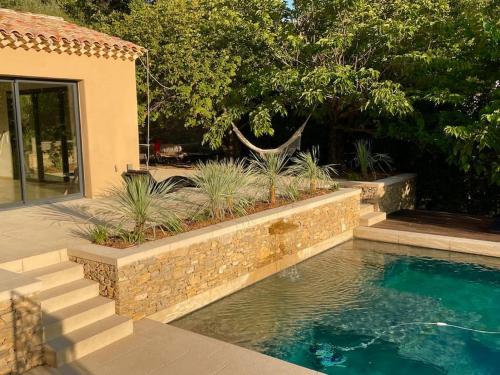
[
  {"xmin": 339, "ymin": 170, "xmax": 399, "ymax": 182},
  {"xmin": 101, "ymin": 188, "xmax": 334, "ymax": 249}
]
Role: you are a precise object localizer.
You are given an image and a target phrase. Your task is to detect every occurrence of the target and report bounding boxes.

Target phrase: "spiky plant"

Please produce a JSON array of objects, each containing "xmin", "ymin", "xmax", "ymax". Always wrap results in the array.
[
  {"xmin": 86, "ymin": 224, "xmax": 110, "ymax": 245},
  {"xmin": 249, "ymin": 152, "xmax": 290, "ymax": 205},
  {"xmin": 290, "ymin": 147, "xmax": 337, "ymax": 192},
  {"xmin": 281, "ymin": 178, "xmax": 301, "ymax": 201},
  {"xmin": 353, "ymin": 140, "xmax": 394, "ymax": 179},
  {"xmin": 220, "ymin": 159, "xmax": 255, "ymax": 214},
  {"xmin": 100, "ymin": 175, "xmax": 183, "ymax": 244},
  {"xmin": 190, "ymin": 159, "xmax": 253, "ymax": 221}
]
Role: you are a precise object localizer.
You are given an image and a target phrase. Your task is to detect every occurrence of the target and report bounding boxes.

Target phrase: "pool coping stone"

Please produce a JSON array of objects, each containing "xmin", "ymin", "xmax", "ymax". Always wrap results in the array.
[{"xmin": 354, "ymin": 226, "xmax": 500, "ymax": 257}]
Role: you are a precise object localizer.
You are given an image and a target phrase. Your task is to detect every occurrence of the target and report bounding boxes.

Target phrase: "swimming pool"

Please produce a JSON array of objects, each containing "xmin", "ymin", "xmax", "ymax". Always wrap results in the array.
[{"xmin": 172, "ymin": 240, "xmax": 500, "ymax": 374}]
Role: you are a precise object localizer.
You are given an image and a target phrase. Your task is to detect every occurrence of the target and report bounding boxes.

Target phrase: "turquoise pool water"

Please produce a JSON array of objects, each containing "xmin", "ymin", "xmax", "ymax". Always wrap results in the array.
[{"xmin": 172, "ymin": 240, "xmax": 500, "ymax": 374}]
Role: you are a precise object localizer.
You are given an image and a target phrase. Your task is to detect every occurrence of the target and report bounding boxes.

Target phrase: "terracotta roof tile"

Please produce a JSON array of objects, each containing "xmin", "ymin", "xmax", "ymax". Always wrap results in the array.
[{"xmin": 0, "ymin": 8, "xmax": 145, "ymax": 60}]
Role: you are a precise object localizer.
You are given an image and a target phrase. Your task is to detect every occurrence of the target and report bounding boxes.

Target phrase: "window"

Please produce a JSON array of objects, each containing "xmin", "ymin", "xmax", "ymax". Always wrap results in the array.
[{"xmin": 0, "ymin": 79, "xmax": 83, "ymax": 207}]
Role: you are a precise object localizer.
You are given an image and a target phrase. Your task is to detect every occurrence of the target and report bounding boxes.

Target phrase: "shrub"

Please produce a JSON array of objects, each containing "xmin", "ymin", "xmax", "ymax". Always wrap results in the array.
[
  {"xmin": 190, "ymin": 159, "xmax": 253, "ymax": 221},
  {"xmin": 281, "ymin": 178, "xmax": 301, "ymax": 201},
  {"xmin": 86, "ymin": 224, "xmax": 110, "ymax": 245},
  {"xmin": 353, "ymin": 140, "xmax": 393, "ymax": 179},
  {"xmin": 249, "ymin": 152, "xmax": 290, "ymax": 205},
  {"xmin": 290, "ymin": 147, "xmax": 337, "ymax": 192},
  {"xmin": 99, "ymin": 175, "xmax": 183, "ymax": 244}
]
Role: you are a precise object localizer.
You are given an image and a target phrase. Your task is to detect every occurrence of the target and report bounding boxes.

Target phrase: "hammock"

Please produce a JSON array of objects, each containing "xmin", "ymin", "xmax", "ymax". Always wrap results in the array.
[{"xmin": 231, "ymin": 113, "xmax": 312, "ymax": 154}]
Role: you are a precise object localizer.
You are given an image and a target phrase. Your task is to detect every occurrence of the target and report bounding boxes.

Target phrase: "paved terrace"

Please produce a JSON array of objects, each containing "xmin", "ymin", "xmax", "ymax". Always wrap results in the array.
[
  {"xmin": 0, "ymin": 190, "xmax": 202, "ymax": 266},
  {"xmin": 0, "ymin": 167, "xmax": 191, "ymax": 261},
  {"xmin": 28, "ymin": 319, "xmax": 319, "ymax": 375},
  {"xmin": 375, "ymin": 209, "xmax": 500, "ymax": 242},
  {"xmin": 0, "ymin": 165, "xmax": 293, "ymax": 267}
]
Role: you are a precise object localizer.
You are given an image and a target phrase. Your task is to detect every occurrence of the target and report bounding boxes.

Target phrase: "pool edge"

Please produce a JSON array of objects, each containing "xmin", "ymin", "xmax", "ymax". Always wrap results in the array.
[{"xmin": 354, "ymin": 227, "xmax": 500, "ymax": 257}]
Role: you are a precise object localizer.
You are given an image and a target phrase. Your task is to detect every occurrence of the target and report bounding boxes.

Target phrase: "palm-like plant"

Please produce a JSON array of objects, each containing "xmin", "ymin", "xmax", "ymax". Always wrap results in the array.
[
  {"xmin": 100, "ymin": 175, "xmax": 183, "ymax": 244},
  {"xmin": 221, "ymin": 159, "xmax": 255, "ymax": 213},
  {"xmin": 249, "ymin": 152, "xmax": 290, "ymax": 205},
  {"xmin": 353, "ymin": 140, "xmax": 393, "ymax": 179},
  {"xmin": 190, "ymin": 159, "xmax": 253, "ymax": 221},
  {"xmin": 290, "ymin": 147, "xmax": 337, "ymax": 192}
]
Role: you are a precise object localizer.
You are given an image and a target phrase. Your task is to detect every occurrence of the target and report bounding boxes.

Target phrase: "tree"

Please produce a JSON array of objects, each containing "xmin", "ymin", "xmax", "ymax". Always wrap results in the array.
[
  {"xmin": 376, "ymin": 0, "xmax": 500, "ymax": 185},
  {"xmin": 110, "ymin": 0, "xmax": 412, "ymax": 158},
  {"xmin": 3, "ymin": 0, "xmax": 498, "ymax": 206}
]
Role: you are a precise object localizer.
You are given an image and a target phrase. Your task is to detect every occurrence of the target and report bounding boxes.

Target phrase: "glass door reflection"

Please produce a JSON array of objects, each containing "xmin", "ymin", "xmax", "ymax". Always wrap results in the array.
[
  {"xmin": 0, "ymin": 81, "xmax": 22, "ymax": 206},
  {"xmin": 18, "ymin": 81, "xmax": 82, "ymax": 202}
]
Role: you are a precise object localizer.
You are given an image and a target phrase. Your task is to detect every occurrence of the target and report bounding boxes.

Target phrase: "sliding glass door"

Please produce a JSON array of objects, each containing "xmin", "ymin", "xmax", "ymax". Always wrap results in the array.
[
  {"xmin": 0, "ymin": 81, "xmax": 22, "ymax": 206},
  {"xmin": 0, "ymin": 79, "xmax": 83, "ymax": 208}
]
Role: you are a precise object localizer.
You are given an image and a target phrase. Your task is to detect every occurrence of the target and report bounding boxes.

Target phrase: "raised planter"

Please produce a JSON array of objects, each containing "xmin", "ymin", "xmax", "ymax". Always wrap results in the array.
[
  {"xmin": 339, "ymin": 173, "xmax": 416, "ymax": 214},
  {"xmin": 68, "ymin": 188, "xmax": 361, "ymax": 322}
]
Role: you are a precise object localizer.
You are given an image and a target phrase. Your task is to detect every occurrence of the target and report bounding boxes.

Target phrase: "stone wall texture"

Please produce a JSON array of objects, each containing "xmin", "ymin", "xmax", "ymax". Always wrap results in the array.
[
  {"xmin": 69, "ymin": 258, "xmax": 117, "ymax": 299},
  {"xmin": 71, "ymin": 192, "xmax": 360, "ymax": 321},
  {"xmin": 0, "ymin": 294, "xmax": 43, "ymax": 375},
  {"xmin": 341, "ymin": 174, "xmax": 416, "ymax": 214}
]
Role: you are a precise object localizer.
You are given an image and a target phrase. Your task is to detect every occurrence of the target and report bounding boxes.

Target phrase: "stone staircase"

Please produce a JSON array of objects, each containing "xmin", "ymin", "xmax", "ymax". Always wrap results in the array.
[
  {"xmin": 359, "ymin": 203, "xmax": 386, "ymax": 227},
  {"xmin": 22, "ymin": 257, "xmax": 132, "ymax": 367}
]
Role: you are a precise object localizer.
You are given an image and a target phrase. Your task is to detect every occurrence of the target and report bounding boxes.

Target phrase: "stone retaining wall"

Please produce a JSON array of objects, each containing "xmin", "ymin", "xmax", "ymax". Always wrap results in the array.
[
  {"xmin": 0, "ymin": 293, "xmax": 43, "ymax": 375},
  {"xmin": 69, "ymin": 189, "xmax": 360, "ymax": 322},
  {"xmin": 339, "ymin": 174, "xmax": 416, "ymax": 213}
]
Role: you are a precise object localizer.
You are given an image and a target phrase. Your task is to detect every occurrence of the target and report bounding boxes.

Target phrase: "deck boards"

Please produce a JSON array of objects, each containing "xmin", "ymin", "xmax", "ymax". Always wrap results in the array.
[{"xmin": 375, "ymin": 210, "xmax": 500, "ymax": 242}]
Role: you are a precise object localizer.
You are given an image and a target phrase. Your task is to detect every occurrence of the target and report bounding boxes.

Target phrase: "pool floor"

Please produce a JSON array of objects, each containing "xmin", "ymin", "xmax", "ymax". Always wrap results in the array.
[{"xmin": 173, "ymin": 240, "xmax": 500, "ymax": 374}]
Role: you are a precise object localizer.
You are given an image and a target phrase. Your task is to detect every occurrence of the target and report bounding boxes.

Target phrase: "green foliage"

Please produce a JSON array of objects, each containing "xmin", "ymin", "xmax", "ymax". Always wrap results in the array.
[
  {"xmin": 0, "ymin": 0, "xmax": 69, "ymax": 18},
  {"xmin": 281, "ymin": 178, "xmax": 301, "ymax": 202},
  {"xmin": 190, "ymin": 159, "xmax": 253, "ymax": 221},
  {"xmin": 374, "ymin": 0, "xmax": 500, "ymax": 186},
  {"xmin": 100, "ymin": 175, "xmax": 183, "ymax": 244},
  {"xmin": 101, "ymin": 0, "xmax": 413, "ymax": 151},
  {"xmin": 86, "ymin": 224, "xmax": 110, "ymax": 245},
  {"xmin": 290, "ymin": 147, "xmax": 337, "ymax": 192},
  {"xmin": 249, "ymin": 152, "xmax": 291, "ymax": 204},
  {"xmin": 3, "ymin": 0, "xmax": 498, "ymax": 208},
  {"xmin": 444, "ymin": 102, "xmax": 500, "ymax": 185},
  {"xmin": 353, "ymin": 140, "xmax": 393, "ymax": 179}
]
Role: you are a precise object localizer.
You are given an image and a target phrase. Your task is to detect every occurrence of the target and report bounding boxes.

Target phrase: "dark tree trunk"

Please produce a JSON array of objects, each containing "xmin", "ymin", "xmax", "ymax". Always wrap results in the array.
[
  {"xmin": 328, "ymin": 126, "xmax": 346, "ymax": 164},
  {"xmin": 326, "ymin": 100, "xmax": 345, "ymax": 164}
]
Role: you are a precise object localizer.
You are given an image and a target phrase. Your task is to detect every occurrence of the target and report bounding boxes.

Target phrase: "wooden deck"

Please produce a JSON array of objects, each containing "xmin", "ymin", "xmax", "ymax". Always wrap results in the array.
[{"xmin": 375, "ymin": 210, "xmax": 500, "ymax": 243}]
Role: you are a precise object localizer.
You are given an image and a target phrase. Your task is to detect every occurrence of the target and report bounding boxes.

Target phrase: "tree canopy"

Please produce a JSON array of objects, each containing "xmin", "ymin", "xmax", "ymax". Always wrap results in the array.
[{"xmin": 3, "ymin": 0, "xmax": 499, "ymax": 211}]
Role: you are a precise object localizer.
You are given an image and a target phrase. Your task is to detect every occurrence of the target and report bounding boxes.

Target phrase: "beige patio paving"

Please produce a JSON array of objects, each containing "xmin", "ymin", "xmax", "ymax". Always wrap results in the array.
[
  {"xmin": 0, "ymin": 167, "xmax": 273, "ymax": 267},
  {"xmin": 0, "ymin": 199, "xmax": 94, "ymax": 264},
  {"xmin": 0, "ymin": 187, "xmax": 205, "ymax": 266},
  {"xmin": 27, "ymin": 319, "xmax": 320, "ymax": 375}
]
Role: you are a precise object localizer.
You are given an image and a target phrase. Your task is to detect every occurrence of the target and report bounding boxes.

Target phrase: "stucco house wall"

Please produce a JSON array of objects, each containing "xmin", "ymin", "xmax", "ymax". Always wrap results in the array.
[{"xmin": 0, "ymin": 47, "xmax": 140, "ymax": 197}]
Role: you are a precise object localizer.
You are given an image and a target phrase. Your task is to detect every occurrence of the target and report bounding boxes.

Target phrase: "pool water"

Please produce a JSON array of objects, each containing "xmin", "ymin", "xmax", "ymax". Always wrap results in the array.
[{"xmin": 172, "ymin": 240, "xmax": 500, "ymax": 374}]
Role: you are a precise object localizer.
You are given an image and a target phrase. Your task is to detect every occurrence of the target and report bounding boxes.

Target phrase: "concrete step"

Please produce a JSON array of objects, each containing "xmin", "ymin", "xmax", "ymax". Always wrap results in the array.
[
  {"xmin": 360, "ymin": 211, "xmax": 387, "ymax": 227},
  {"xmin": 0, "ymin": 249, "xmax": 68, "ymax": 273},
  {"xmin": 23, "ymin": 261, "xmax": 83, "ymax": 291},
  {"xmin": 44, "ymin": 315, "xmax": 133, "ymax": 367},
  {"xmin": 39, "ymin": 279, "xmax": 99, "ymax": 314},
  {"xmin": 43, "ymin": 296, "xmax": 116, "ymax": 341},
  {"xmin": 360, "ymin": 203, "xmax": 375, "ymax": 216}
]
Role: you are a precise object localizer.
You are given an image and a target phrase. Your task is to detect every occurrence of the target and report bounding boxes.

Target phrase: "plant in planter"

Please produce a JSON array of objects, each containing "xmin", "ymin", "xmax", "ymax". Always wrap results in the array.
[
  {"xmin": 281, "ymin": 178, "xmax": 301, "ymax": 201},
  {"xmin": 86, "ymin": 224, "xmax": 110, "ymax": 245},
  {"xmin": 290, "ymin": 147, "xmax": 337, "ymax": 192},
  {"xmin": 353, "ymin": 139, "xmax": 393, "ymax": 179},
  {"xmin": 249, "ymin": 152, "xmax": 290, "ymax": 205},
  {"xmin": 96, "ymin": 175, "xmax": 183, "ymax": 244},
  {"xmin": 190, "ymin": 159, "xmax": 253, "ymax": 221}
]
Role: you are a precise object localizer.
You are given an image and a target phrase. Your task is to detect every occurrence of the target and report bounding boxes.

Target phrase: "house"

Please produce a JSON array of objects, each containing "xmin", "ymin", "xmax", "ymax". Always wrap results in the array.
[{"xmin": 0, "ymin": 8, "xmax": 145, "ymax": 208}]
